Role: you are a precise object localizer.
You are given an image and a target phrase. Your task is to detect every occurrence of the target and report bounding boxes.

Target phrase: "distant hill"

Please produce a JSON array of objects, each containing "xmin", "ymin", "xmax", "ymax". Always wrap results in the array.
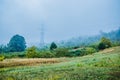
[{"xmin": 57, "ymin": 28, "xmax": 120, "ymax": 48}]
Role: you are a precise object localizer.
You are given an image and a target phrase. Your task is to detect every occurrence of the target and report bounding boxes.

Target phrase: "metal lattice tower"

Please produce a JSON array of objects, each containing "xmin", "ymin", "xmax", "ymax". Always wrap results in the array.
[{"xmin": 40, "ymin": 23, "xmax": 44, "ymax": 47}]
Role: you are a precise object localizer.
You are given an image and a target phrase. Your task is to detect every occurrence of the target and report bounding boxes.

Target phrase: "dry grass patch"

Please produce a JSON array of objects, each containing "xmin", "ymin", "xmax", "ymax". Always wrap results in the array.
[
  {"xmin": 100, "ymin": 48, "xmax": 114, "ymax": 54},
  {"xmin": 0, "ymin": 58, "xmax": 67, "ymax": 68}
]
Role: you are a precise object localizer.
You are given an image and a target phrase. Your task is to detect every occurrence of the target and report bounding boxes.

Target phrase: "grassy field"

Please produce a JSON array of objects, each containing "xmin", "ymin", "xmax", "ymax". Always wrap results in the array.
[{"xmin": 0, "ymin": 46, "xmax": 120, "ymax": 80}]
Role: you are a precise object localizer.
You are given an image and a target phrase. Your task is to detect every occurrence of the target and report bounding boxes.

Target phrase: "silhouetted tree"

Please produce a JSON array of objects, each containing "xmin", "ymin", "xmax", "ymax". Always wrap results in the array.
[
  {"xmin": 7, "ymin": 34, "xmax": 26, "ymax": 52},
  {"xmin": 50, "ymin": 42, "xmax": 57, "ymax": 50}
]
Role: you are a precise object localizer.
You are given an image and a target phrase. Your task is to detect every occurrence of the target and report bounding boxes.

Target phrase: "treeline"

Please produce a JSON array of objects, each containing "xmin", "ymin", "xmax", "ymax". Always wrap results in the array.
[
  {"xmin": 0, "ymin": 28, "xmax": 120, "ymax": 60},
  {"xmin": 25, "ymin": 36, "xmax": 113, "ymax": 58},
  {"xmin": 57, "ymin": 28, "xmax": 120, "ymax": 48},
  {"xmin": 0, "ymin": 36, "xmax": 118, "ymax": 60}
]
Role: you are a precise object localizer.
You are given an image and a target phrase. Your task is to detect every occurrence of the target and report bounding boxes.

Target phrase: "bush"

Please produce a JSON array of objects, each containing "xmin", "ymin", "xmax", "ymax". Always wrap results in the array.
[
  {"xmin": 89, "ymin": 43, "xmax": 99, "ymax": 51},
  {"xmin": 79, "ymin": 48, "xmax": 86, "ymax": 56},
  {"xmin": 68, "ymin": 47, "xmax": 97, "ymax": 57},
  {"xmin": 26, "ymin": 47, "xmax": 55, "ymax": 58},
  {"xmin": 26, "ymin": 46, "xmax": 38, "ymax": 58},
  {"xmin": 38, "ymin": 51, "xmax": 55, "ymax": 58},
  {"xmin": 98, "ymin": 42, "xmax": 106, "ymax": 50},
  {"xmin": 54, "ymin": 48, "xmax": 69, "ymax": 57},
  {"xmin": 68, "ymin": 50, "xmax": 81, "ymax": 57},
  {"xmin": 85, "ymin": 47, "xmax": 96, "ymax": 55},
  {"xmin": 0, "ymin": 55, "xmax": 5, "ymax": 61},
  {"xmin": 98, "ymin": 37, "xmax": 112, "ymax": 50},
  {"xmin": 69, "ymin": 48, "xmax": 86, "ymax": 56}
]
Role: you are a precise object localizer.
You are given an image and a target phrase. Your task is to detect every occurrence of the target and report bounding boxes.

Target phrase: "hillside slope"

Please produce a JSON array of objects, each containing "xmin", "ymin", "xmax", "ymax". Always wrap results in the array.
[{"xmin": 0, "ymin": 46, "xmax": 120, "ymax": 80}]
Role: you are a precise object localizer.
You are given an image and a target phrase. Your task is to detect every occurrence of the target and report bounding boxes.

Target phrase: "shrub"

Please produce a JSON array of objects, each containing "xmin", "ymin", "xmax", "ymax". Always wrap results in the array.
[
  {"xmin": 39, "ymin": 51, "xmax": 55, "ymax": 58},
  {"xmin": 79, "ymin": 48, "xmax": 86, "ymax": 56},
  {"xmin": 68, "ymin": 47, "xmax": 96, "ymax": 57},
  {"xmin": 68, "ymin": 50, "xmax": 81, "ymax": 57},
  {"xmin": 89, "ymin": 43, "xmax": 99, "ymax": 51},
  {"xmin": 98, "ymin": 42, "xmax": 106, "ymax": 50},
  {"xmin": 0, "ymin": 55, "xmax": 5, "ymax": 61},
  {"xmin": 85, "ymin": 47, "xmax": 96, "ymax": 55},
  {"xmin": 98, "ymin": 37, "xmax": 112, "ymax": 50},
  {"xmin": 54, "ymin": 48, "xmax": 69, "ymax": 57},
  {"xmin": 26, "ymin": 46, "xmax": 38, "ymax": 58},
  {"xmin": 18, "ymin": 53, "xmax": 26, "ymax": 58}
]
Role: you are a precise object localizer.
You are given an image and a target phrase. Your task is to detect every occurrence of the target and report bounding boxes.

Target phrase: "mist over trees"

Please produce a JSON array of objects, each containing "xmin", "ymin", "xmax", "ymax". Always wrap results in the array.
[
  {"xmin": 0, "ymin": 28, "xmax": 120, "ymax": 54},
  {"xmin": 57, "ymin": 28, "xmax": 120, "ymax": 48}
]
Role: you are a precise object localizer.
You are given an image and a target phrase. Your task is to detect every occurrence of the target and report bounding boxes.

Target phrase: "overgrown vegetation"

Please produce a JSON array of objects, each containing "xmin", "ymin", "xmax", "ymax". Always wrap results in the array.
[
  {"xmin": 0, "ymin": 46, "xmax": 120, "ymax": 80},
  {"xmin": 0, "ymin": 36, "xmax": 119, "ymax": 59},
  {"xmin": 98, "ymin": 37, "xmax": 112, "ymax": 50},
  {"xmin": 54, "ymin": 48, "xmax": 69, "ymax": 57},
  {"xmin": 38, "ymin": 51, "xmax": 55, "ymax": 58},
  {"xmin": 0, "ymin": 55, "xmax": 4, "ymax": 61},
  {"xmin": 0, "ymin": 29, "xmax": 120, "ymax": 80},
  {"xmin": 26, "ymin": 46, "xmax": 38, "ymax": 58}
]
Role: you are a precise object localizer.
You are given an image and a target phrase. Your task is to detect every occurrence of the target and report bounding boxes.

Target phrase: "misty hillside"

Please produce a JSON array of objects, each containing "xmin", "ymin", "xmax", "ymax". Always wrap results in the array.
[{"xmin": 57, "ymin": 28, "xmax": 120, "ymax": 48}]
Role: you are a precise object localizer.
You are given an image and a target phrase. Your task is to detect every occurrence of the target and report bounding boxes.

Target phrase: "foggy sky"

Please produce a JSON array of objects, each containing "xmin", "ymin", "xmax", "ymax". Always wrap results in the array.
[{"xmin": 0, "ymin": 0, "xmax": 120, "ymax": 46}]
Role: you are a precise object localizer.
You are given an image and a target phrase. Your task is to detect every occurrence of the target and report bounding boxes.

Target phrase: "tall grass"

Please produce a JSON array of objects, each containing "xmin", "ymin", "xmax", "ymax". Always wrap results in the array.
[{"xmin": 0, "ymin": 58, "xmax": 67, "ymax": 68}]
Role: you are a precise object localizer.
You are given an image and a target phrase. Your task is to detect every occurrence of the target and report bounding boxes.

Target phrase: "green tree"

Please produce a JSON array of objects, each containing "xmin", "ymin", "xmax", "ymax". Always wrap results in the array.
[
  {"xmin": 50, "ymin": 42, "xmax": 57, "ymax": 50},
  {"xmin": 26, "ymin": 46, "xmax": 38, "ymax": 58},
  {"xmin": 7, "ymin": 34, "xmax": 26, "ymax": 52},
  {"xmin": 98, "ymin": 37, "xmax": 112, "ymax": 50}
]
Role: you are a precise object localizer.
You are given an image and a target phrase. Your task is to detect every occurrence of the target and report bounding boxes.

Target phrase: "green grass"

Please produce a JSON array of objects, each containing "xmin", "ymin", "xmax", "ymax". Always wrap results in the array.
[{"xmin": 0, "ymin": 46, "xmax": 120, "ymax": 80}]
